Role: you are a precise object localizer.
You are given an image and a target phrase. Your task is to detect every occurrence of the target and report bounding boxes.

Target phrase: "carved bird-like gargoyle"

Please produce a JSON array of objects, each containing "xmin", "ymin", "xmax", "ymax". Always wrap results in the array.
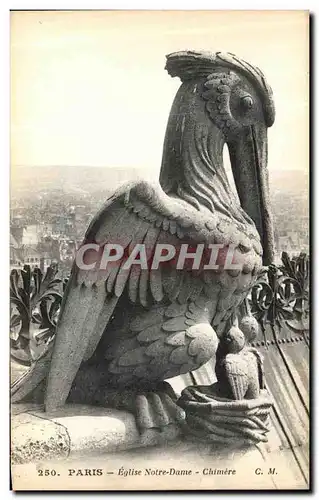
[
  {"xmin": 215, "ymin": 322, "xmax": 265, "ymax": 400},
  {"xmin": 12, "ymin": 51, "xmax": 275, "ymax": 433},
  {"xmin": 177, "ymin": 319, "xmax": 272, "ymax": 445}
]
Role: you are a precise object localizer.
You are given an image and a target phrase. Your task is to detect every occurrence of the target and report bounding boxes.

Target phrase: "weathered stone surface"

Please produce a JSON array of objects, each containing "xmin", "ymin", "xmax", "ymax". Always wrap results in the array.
[
  {"xmin": 11, "ymin": 404, "xmax": 143, "ymax": 464},
  {"xmin": 32, "ymin": 405, "xmax": 141, "ymax": 456},
  {"xmin": 139, "ymin": 424, "xmax": 181, "ymax": 447},
  {"xmin": 11, "ymin": 403, "xmax": 307, "ymax": 489},
  {"xmin": 11, "ymin": 402, "xmax": 43, "ymax": 416},
  {"xmin": 11, "ymin": 403, "xmax": 184, "ymax": 465},
  {"xmin": 11, "ymin": 412, "xmax": 70, "ymax": 464}
]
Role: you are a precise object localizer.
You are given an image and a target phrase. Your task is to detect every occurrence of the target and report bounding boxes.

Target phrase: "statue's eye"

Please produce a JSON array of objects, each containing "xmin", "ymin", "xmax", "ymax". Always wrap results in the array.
[{"xmin": 241, "ymin": 95, "xmax": 253, "ymax": 111}]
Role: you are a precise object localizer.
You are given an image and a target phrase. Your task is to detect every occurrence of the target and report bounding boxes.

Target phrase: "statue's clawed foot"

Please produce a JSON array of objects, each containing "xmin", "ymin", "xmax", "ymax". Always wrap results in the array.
[
  {"xmin": 178, "ymin": 385, "xmax": 273, "ymax": 446},
  {"xmin": 92, "ymin": 380, "xmax": 186, "ymax": 444},
  {"xmin": 134, "ymin": 382, "xmax": 186, "ymax": 443}
]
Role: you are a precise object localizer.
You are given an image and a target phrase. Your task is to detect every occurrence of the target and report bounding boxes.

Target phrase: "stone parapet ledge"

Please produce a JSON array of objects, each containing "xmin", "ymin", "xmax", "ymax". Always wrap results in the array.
[
  {"xmin": 11, "ymin": 403, "xmax": 181, "ymax": 465},
  {"xmin": 11, "ymin": 403, "xmax": 308, "ymax": 490}
]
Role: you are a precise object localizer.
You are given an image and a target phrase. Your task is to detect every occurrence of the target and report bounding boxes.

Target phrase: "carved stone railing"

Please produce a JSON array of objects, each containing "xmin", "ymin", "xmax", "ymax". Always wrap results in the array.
[
  {"xmin": 10, "ymin": 252, "xmax": 309, "ymax": 368},
  {"xmin": 245, "ymin": 252, "xmax": 309, "ymax": 483},
  {"xmin": 249, "ymin": 251, "xmax": 309, "ymax": 343},
  {"xmin": 10, "ymin": 264, "xmax": 67, "ymax": 366}
]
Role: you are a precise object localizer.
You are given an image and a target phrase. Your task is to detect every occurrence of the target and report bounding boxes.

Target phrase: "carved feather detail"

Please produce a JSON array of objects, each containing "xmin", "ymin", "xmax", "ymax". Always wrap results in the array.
[
  {"xmin": 150, "ymin": 269, "xmax": 164, "ymax": 302},
  {"xmin": 130, "ymin": 307, "xmax": 165, "ymax": 332},
  {"xmin": 165, "ymin": 331, "xmax": 187, "ymax": 346},
  {"xmin": 137, "ymin": 324, "xmax": 163, "ymax": 344},
  {"xmin": 170, "ymin": 346, "xmax": 189, "ymax": 365},
  {"xmin": 162, "ymin": 316, "xmax": 188, "ymax": 332},
  {"xmin": 43, "ymin": 180, "xmax": 262, "ymax": 410},
  {"xmin": 118, "ymin": 347, "xmax": 149, "ymax": 367},
  {"xmin": 222, "ymin": 355, "xmax": 250, "ymax": 400},
  {"xmin": 165, "ymin": 302, "xmax": 187, "ymax": 318},
  {"xmin": 128, "ymin": 265, "xmax": 141, "ymax": 303}
]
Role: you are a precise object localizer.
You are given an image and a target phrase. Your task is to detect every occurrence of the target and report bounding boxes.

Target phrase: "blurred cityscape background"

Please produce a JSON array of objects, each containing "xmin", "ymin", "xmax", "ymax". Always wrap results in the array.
[
  {"xmin": 10, "ymin": 12, "xmax": 309, "ymax": 277},
  {"xmin": 10, "ymin": 166, "xmax": 309, "ymax": 277}
]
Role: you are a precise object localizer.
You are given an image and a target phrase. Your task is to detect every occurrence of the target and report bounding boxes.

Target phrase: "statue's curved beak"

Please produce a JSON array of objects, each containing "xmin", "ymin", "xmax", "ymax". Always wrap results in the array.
[{"xmin": 227, "ymin": 123, "xmax": 275, "ymax": 265}]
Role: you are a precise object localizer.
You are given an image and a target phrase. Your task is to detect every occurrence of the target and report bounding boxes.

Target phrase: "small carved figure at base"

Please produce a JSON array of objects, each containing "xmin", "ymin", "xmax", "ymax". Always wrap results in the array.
[
  {"xmin": 177, "ymin": 318, "xmax": 273, "ymax": 446},
  {"xmin": 215, "ymin": 320, "xmax": 265, "ymax": 400}
]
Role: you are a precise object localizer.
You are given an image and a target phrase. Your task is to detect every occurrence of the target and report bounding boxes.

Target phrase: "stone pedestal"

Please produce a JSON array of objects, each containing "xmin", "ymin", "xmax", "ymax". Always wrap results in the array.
[
  {"xmin": 11, "ymin": 403, "xmax": 308, "ymax": 490},
  {"xmin": 11, "ymin": 403, "xmax": 180, "ymax": 464}
]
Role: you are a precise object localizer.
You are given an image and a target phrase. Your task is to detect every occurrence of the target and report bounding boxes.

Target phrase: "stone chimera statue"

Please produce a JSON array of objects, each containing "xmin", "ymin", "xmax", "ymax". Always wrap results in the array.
[{"xmin": 12, "ymin": 51, "xmax": 275, "ymax": 442}]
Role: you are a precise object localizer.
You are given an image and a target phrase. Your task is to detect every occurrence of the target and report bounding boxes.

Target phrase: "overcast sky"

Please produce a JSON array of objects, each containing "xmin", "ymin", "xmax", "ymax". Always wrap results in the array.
[{"xmin": 11, "ymin": 10, "xmax": 308, "ymax": 176}]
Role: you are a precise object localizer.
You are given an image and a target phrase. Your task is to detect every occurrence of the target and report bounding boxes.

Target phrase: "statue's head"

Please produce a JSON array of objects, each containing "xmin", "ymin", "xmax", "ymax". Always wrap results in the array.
[
  {"xmin": 160, "ymin": 51, "xmax": 275, "ymax": 265},
  {"xmin": 223, "ymin": 326, "xmax": 246, "ymax": 354}
]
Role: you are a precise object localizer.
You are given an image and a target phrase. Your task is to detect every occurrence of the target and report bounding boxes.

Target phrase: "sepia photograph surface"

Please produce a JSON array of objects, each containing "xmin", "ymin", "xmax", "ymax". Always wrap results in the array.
[{"xmin": 10, "ymin": 10, "xmax": 309, "ymax": 491}]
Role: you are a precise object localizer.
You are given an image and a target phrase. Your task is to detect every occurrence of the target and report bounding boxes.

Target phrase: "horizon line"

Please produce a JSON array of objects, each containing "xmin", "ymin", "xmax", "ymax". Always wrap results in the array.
[{"xmin": 11, "ymin": 164, "xmax": 308, "ymax": 173}]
